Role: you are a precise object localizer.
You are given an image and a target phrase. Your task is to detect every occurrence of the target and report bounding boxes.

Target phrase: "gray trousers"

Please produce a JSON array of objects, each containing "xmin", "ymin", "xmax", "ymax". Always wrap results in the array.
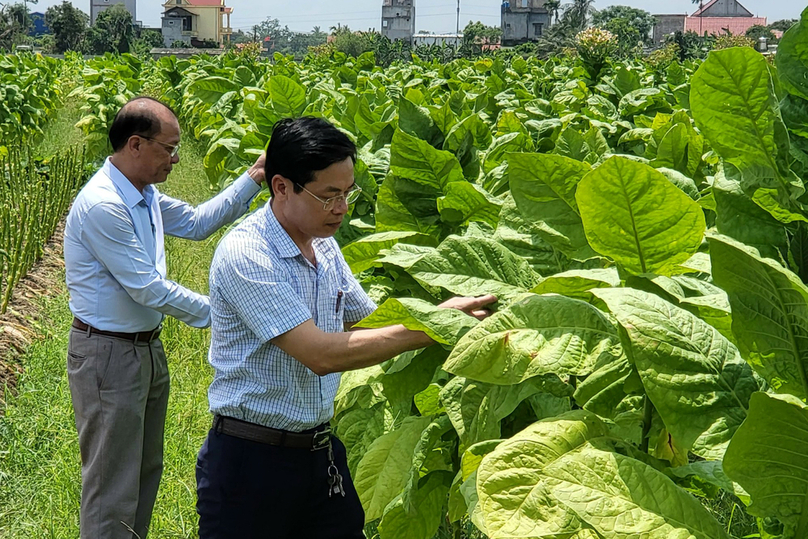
[{"xmin": 67, "ymin": 327, "xmax": 170, "ymax": 539}]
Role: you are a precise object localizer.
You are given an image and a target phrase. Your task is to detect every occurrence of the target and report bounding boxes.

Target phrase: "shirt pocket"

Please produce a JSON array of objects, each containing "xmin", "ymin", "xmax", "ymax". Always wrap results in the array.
[{"xmin": 321, "ymin": 280, "xmax": 346, "ymax": 333}]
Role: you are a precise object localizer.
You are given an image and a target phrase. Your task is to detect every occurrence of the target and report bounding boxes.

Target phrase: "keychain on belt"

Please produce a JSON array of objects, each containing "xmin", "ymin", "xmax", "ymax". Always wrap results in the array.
[{"xmin": 326, "ymin": 439, "xmax": 346, "ymax": 498}]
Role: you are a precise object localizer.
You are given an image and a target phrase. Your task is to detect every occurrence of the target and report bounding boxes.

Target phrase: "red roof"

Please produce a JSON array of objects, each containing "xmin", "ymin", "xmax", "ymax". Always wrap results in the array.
[{"xmin": 685, "ymin": 16, "xmax": 767, "ymax": 35}]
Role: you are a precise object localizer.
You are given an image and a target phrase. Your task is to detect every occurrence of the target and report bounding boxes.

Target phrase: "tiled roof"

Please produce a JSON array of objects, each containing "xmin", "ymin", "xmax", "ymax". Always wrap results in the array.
[{"xmin": 684, "ymin": 16, "xmax": 767, "ymax": 35}]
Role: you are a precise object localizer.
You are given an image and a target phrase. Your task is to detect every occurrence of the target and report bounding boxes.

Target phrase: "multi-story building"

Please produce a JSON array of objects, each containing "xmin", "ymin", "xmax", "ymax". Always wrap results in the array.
[
  {"xmin": 90, "ymin": 0, "xmax": 137, "ymax": 25},
  {"xmin": 382, "ymin": 0, "xmax": 415, "ymax": 44},
  {"xmin": 501, "ymin": 0, "xmax": 551, "ymax": 46},
  {"xmin": 161, "ymin": 0, "xmax": 233, "ymax": 48}
]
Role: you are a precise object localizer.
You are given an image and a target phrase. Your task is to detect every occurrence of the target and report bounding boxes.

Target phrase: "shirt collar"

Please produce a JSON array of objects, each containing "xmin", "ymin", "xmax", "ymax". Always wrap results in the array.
[
  {"xmin": 103, "ymin": 158, "xmax": 146, "ymax": 209},
  {"xmin": 263, "ymin": 202, "xmax": 338, "ymax": 262}
]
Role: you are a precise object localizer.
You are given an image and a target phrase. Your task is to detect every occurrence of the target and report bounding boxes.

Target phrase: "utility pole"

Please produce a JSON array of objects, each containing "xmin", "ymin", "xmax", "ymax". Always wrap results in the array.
[{"xmin": 456, "ymin": 0, "xmax": 460, "ymax": 37}]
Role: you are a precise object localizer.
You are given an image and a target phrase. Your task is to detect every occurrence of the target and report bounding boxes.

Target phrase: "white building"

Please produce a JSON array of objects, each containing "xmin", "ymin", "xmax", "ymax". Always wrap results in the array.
[
  {"xmin": 90, "ymin": 0, "xmax": 137, "ymax": 25},
  {"xmin": 412, "ymin": 33, "xmax": 463, "ymax": 47}
]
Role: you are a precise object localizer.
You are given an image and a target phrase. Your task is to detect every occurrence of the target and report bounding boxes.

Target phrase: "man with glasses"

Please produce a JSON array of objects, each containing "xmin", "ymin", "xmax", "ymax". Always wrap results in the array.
[
  {"xmin": 64, "ymin": 96, "xmax": 266, "ymax": 539},
  {"xmin": 196, "ymin": 117, "xmax": 496, "ymax": 538}
]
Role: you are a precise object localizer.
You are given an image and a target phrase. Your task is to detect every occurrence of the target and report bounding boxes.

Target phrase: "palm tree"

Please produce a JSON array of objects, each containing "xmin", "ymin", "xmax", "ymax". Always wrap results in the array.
[
  {"xmin": 692, "ymin": 0, "xmax": 704, "ymax": 35},
  {"xmin": 561, "ymin": 0, "xmax": 595, "ymax": 34},
  {"xmin": 545, "ymin": 0, "xmax": 561, "ymax": 25}
]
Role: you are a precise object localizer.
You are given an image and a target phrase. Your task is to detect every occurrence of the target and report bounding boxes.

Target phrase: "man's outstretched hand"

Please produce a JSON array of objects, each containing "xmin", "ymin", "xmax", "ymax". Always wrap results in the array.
[
  {"xmin": 438, "ymin": 294, "xmax": 498, "ymax": 321},
  {"xmin": 247, "ymin": 152, "xmax": 267, "ymax": 185}
]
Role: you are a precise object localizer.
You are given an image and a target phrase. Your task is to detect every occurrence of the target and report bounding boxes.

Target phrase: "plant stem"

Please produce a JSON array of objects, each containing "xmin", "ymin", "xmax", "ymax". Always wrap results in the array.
[{"xmin": 640, "ymin": 394, "xmax": 653, "ymax": 453}]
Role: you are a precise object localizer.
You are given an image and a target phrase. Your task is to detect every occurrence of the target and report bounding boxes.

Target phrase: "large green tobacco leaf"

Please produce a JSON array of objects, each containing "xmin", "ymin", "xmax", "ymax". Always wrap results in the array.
[
  {"xmin": 354, "ymin": 416, "xmax": 433, "ymax": 522},
  {"xmin": 356, "ymin": 298, "xmax": 479, "ymax": 347},
  {"xmin": 494, "ymin": 195, "xmax": 567, "ymax": 275},
  {"xmin": 712, "ymin": 166, "xmax": 788, "ymax": 260},
  {"xmin": 508, "ymin": 153, "xmax": 596, "ymax": 261},
  {"xmin": 691, "ymin": 47, "xmax": 792, "ymax": 199},
  {"xmin": 335, "ymin": 403, "xmax": 390, "ymax": 474},
  {"xmin": 477, "ymin": 411, "xmax": 728, "ymax": 539},
  {"xmin": 531, "ymin": 268, "xmax": 620, "ymax": 301},
  {"xmin": 390, "ymin": 129, "xmax": 465, "ymax": 189},
  {"xmin": 404, "ymin": 235, "xmax": 542, "ymax": 301},
  {"xmin": 594, "ymin": 288, "xmax": 759, "ymax": 459},
  {"xmin": 476, "ymin": 411, "xmax": 606, "ymax": 538},
  {"xmin": 342, "ymin": 231, "xmax": 436, "ymax": 274},
  {"xmin": 437, "ymin": 181, "xmax": 502, "ymax": 227},
  {"xmin": 381, "ymin": 347, "xmax": 447, "ymax": 417},
  {"xmin": 268, "ymin": 74, "xmax": 307, "ymax": 117},
  {"xmin": 577, "ymin": 156, "xmax": 705, "ymax": 275},
  {"xmin": 573, "ymin": 352, "xmax": 640, "ymax": 420},
  {"xmin": 399, "ymin": 97, "xmax": 444, "ymax": 148},
  {"xmin": 375, "ymin": 175, "xmax": 442, "ymax": 236},
  {"xmin": 377, "ymin": 472, "xmax": 452, "ymax": 539},
  {"xmin": 445, "ymin": 294, "xmax": 622, "ymax": 385},
  {"xmin": 187, "ymin": 76, "xmax": 240, "ymax": 104},
  {"xmin": 776, "ymin": 7, "xmax": 808, "ymax": 101},
  {"xmin": 709, "ymin": 235, "xmax": 808, "ymax": 399},
  {"xmin": 440, "ymin": 375, "xmax": 571, "ymax": 449},
  {"xmin": 542, "ymin": 443, "xmax": 730, "ymax": 539},
  {"xmin": 724, "ymin": 392, "xmax": 808, "ymax": 536}
]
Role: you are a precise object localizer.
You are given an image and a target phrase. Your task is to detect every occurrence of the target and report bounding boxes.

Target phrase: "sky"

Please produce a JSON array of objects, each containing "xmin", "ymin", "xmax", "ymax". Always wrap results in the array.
[{"xmin": 28, "ymin": 0, "xmax": 805, "ymax": 33}]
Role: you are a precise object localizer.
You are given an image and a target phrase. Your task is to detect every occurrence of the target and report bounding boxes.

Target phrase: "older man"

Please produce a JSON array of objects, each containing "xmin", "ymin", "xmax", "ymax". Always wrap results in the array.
[{"xmin": 64, "ymin": 96, "xmax": 265, "ymax": 539}]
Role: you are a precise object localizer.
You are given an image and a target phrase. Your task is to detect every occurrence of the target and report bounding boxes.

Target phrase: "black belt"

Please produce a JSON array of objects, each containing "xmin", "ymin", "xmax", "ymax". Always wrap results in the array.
[
  {"xmin": 214, "ymin": 415, "xmax": 332, "ymax": 451},
  {"xmin": 72, "ymin": 318, "xmax": 162, "ymax": 344}
]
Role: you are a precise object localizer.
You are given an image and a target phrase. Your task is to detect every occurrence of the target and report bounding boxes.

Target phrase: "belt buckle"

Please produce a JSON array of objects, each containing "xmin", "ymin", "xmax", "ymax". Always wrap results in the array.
[{"xmin": 311, "ymin": 427, "xmax": 331, "ymax": 451}]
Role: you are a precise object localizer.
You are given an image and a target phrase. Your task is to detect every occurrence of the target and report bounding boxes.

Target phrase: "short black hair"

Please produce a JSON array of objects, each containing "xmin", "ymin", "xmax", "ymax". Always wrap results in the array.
[
  {"xmin": 265, "ymin": 117, "xmax": 356, "ymax": 196},
  {"xmin": 108, "ymin": 96, "xmax": 176, "ymax": 153}
]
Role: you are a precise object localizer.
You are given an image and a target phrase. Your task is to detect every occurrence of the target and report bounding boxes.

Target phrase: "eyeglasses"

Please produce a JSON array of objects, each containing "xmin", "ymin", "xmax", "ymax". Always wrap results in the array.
[
  {"xmin": 295, "ymin": 183, "xmax": 363, "ymax": 211},
  {"xmin": 139, "ymin": 136, "xmax": 181, "ymax": 158}
]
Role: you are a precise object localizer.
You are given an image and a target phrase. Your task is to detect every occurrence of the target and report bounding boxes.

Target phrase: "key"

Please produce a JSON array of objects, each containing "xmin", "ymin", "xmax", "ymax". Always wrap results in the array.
[
  {"xmin": 327, "ymin": 473, "xmax": 338, "ymax": 498},
  {"xmin": 327, "ymin": 464, "xmax": 346, "ymax": 498},
  {"xmin": 331, "ymin": 472, "xmax": 346, "ymax": 498}
]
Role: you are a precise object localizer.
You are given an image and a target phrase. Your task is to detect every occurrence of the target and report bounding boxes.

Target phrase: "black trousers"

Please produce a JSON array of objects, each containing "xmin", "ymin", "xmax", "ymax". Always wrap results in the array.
[{"xmin": 196, "ymin": 426, "xmax": 365, "ymax": 539}]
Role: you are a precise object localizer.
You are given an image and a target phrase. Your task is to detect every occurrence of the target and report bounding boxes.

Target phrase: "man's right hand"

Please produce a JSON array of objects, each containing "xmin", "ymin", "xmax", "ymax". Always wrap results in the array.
[{"xmin": 437, "ymin": 294, "xmax": 498, "ymax": 321}]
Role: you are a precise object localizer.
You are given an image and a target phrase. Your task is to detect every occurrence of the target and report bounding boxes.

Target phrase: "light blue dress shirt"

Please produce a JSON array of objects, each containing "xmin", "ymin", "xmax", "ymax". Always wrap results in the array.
[
  {"xmin": 64, "ymin": 158, "xmax": 261, "ymax": 332},
  {"xmin": 207, "ymin": 203, "xmax": 377, "ymax": 432}
]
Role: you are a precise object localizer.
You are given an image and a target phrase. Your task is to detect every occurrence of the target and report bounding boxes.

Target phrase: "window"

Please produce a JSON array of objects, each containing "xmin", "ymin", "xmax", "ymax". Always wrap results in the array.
[
  {"xmin": 533, "ymin": 22, "xmax": 543, "ymax": 36},
  {"xmin": 521, "ymin": 0, "xmax": 527, "ymax": 7},
  {"xmin": 383, "ymin": 19, "xmax": 389, "ymax": 27}
]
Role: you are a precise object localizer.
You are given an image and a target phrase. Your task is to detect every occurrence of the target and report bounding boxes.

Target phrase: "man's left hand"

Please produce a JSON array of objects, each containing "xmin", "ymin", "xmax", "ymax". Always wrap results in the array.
[
  {"xmin": 438, "ymin": 294, "xmax": 498, "ymax": 321},
  {"xmin": 247, "ymin": 152, "xmax": 267, "ymax": 185}
]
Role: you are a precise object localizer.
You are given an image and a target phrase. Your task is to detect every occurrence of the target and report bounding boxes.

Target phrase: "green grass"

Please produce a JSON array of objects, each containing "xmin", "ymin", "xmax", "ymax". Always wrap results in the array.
[
  {"xmin": 0, "ymin": 133, "xmax": 226, "ymax": 538},
  {"xmin": 33, "ymin": 97, "xmax": 85, "ymax": 157}
]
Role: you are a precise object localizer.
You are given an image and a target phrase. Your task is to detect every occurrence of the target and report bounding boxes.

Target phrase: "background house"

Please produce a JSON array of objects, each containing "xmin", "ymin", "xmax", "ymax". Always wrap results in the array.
[
  {"xmin": 162, "ymin": 0, "xmax": 233, "ymax": 48},
  {"xmin": 90, "ymin": 0, "xmax": 137, "ymax": 25},
  {"xmin": 501, "ymin": 0, "xmax": 551, "ymax": 46},
  {"xmin": 653, "ymin": 0, "xmax": 766, "ymax": 44},
  {"xmin": 28, "ymin": 12, "xmax": 48, "ymax": 36},
  {"xmin": 381, "ymin": 0, "xmax": 415, "ymax": 44}
]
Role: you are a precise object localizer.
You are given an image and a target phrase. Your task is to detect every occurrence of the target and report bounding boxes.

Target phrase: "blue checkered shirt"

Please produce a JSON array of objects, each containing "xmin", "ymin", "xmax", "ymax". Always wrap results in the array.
[{"xmin": 207, "ymin": 203, "xmax": 377, "ymax": 432}]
